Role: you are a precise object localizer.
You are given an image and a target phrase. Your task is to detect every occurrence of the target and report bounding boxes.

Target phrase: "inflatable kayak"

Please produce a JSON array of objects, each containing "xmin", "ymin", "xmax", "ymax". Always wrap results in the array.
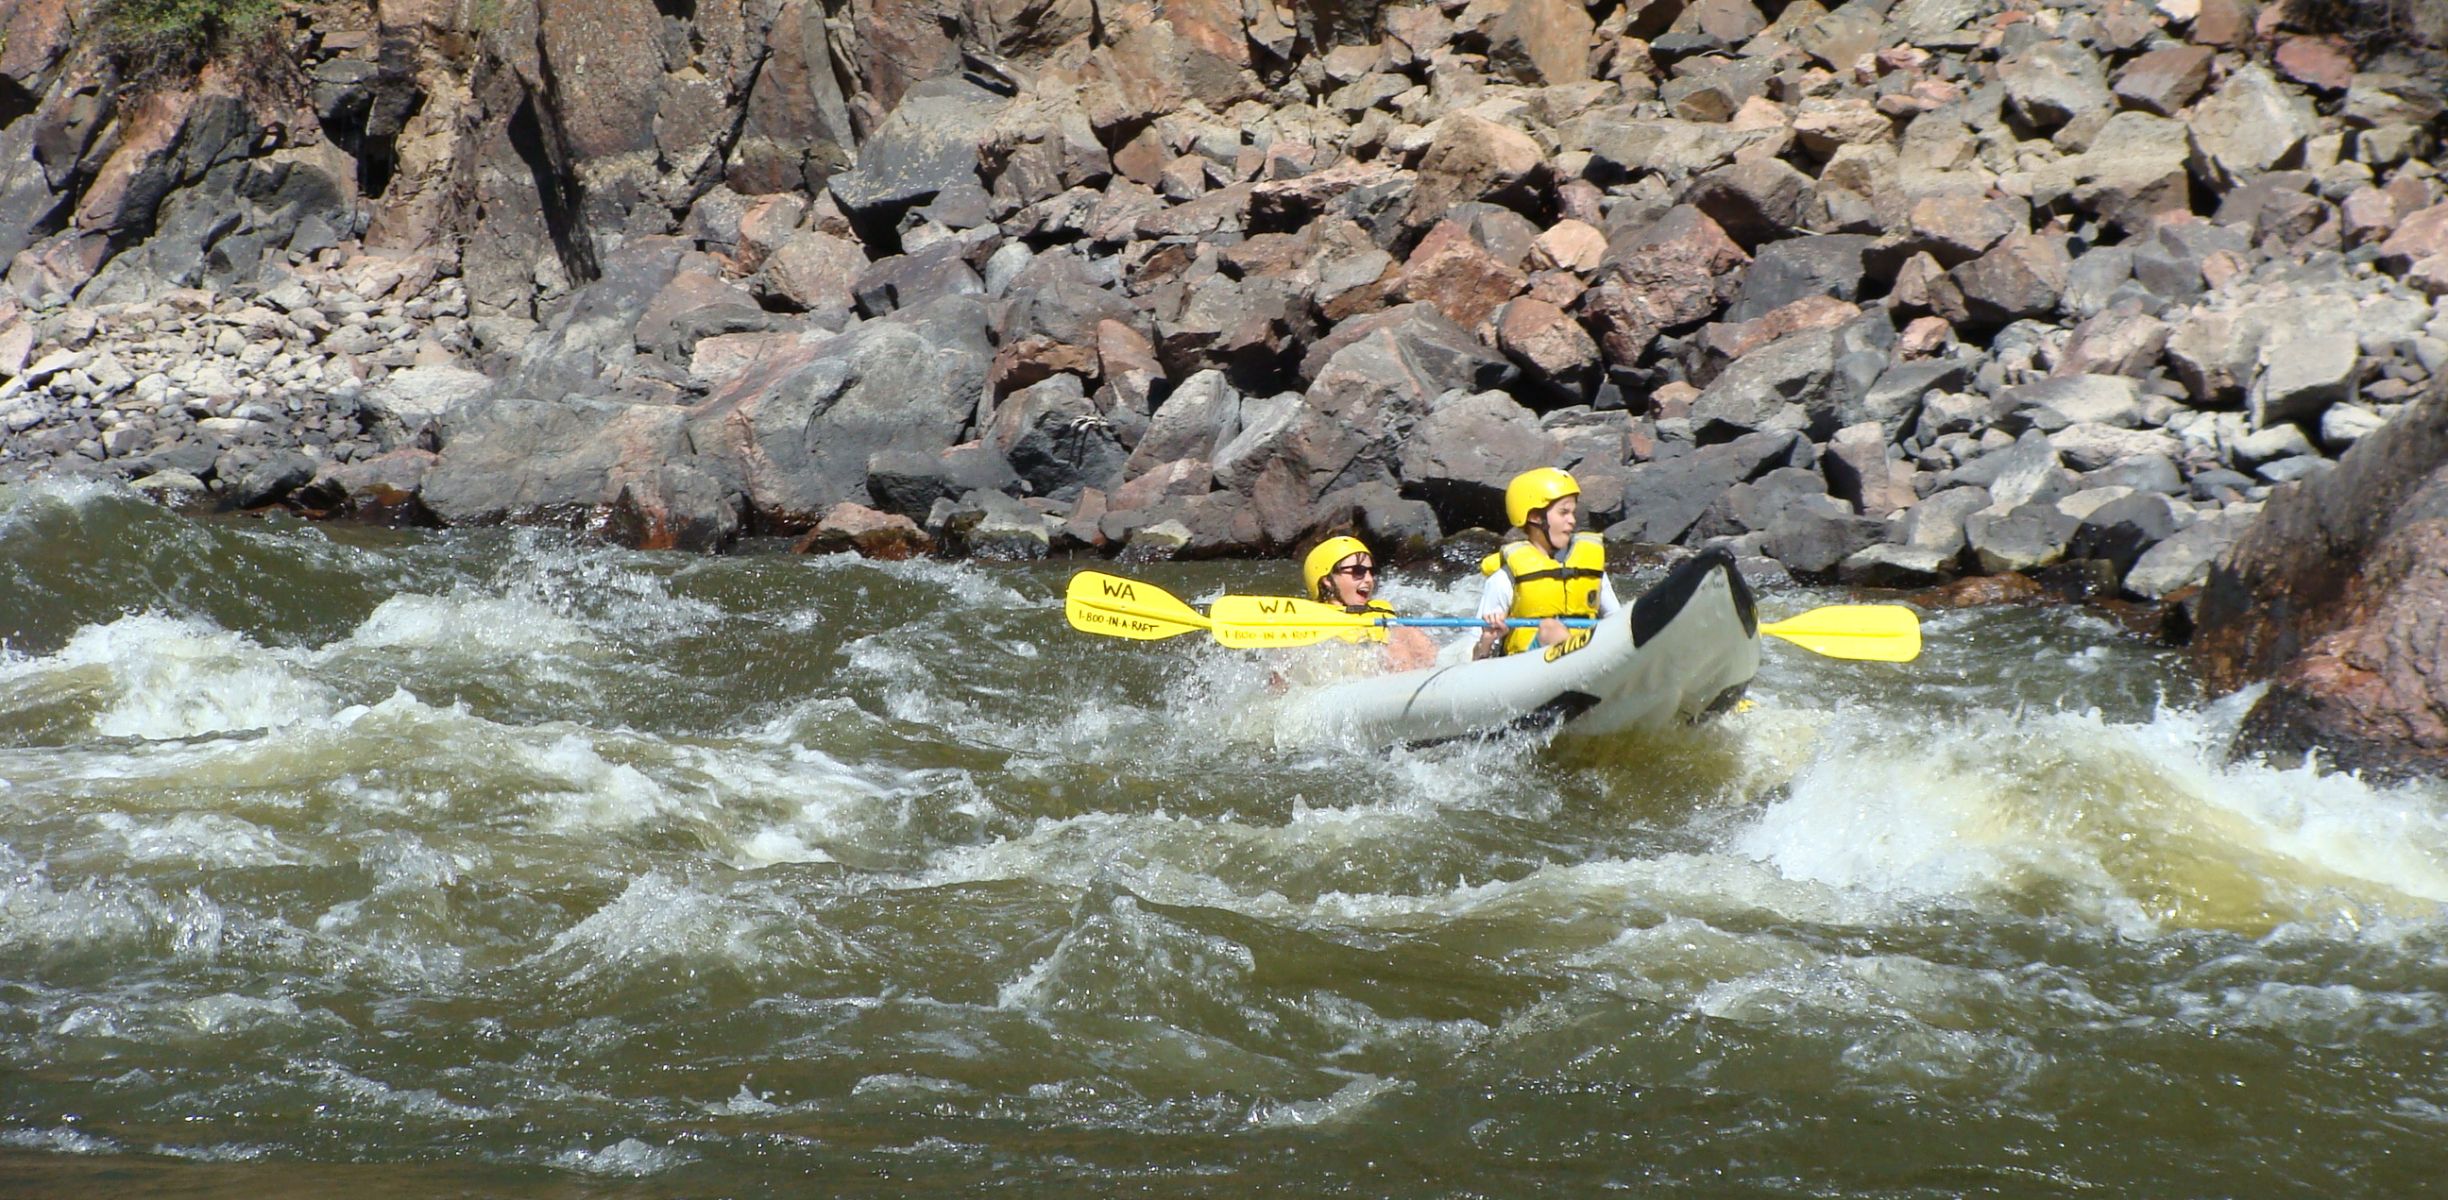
[{"xmin": 1270, "ymin": 546, "xmax": 1762, "ymax": 746}]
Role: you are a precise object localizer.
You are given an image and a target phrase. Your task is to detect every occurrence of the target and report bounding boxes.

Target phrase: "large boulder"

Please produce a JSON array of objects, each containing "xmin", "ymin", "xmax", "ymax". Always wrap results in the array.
[
  {"xmin": 1405, "ymin": 113, "xmax": 1547, "ymax": 233},
  {"xmin": 1221, "ymin": 307, "xmax": 1515, "ymax": 546},
  {"xmin": 1583, "ymin": 205, "xmax": 1750, "ymax": 365},
  {"xmin": 826, "ymin": 76, "xmax": 1005, "ymax": 242},
  {"xmin": 421, "ymin": 395, "xmax": 743, "ymax": 550},
  {"xmin": 1486, "ymin": 0, "xmax": 1595, "ymax": 85},
  {"xmin": 687, "ymin": 296, "xmax": 994, "ymax": 529},
  {"xmin": 2194, "ymin": 379, "xmax": 2448, "ymax": 780},
  {"xmin": 497, "ymin": 237, "xmax": 691, "ymax": 403},
  {"xmin": 1395, "ymin": 388, "xmax": 1561, "ymax": 530}
]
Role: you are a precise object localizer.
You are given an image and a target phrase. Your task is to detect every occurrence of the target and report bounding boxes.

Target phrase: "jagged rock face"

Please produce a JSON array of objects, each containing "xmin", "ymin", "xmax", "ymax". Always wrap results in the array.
[{"xmin": 2195, "ymin": 380, "xmax": 2448, "ymax": 780}]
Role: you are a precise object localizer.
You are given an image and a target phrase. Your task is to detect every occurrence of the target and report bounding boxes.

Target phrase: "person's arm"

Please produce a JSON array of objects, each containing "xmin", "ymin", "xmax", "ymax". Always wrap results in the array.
[
  {"xmin": 1595, "ymin": 574, "xmax": 1621, "ymax": 617},
  {"xmin": 1384, "ymin": 626, "xmax": 1437, "ymax": 671},
  {"xmin": 1473, "ymin": 571, "xmax": 1512, "ymax": 660}
]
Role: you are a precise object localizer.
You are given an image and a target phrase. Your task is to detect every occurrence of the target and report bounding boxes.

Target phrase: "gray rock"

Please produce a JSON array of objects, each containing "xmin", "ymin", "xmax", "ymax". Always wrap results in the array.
[
  {"xmin": 1696, "ymin": 466, "xmax": 1847, "ymax": 540},
  {"xmin": 1822, "ymin": 423, "xmax": 1920, "ymax": 517},
  {"xmin": 1961, "ymin": 430, "xmax": 2078, "ymax": 510},
  {"xmin": 1964, "ymin": 502, "xmax": 2080, "ymax": 573},
  {"xmin": 854, "ymin": 243, "xmax": 986, "ymax": 317},
  {"xmin": 1765, "ymin": 506, "xmax": 1888, "ymax": 575},
  {"xmin": 2251, "ymin": 331, "xmax": 2360, "ymax": 429},
  {"xmin": 2126, "ymin": 505, "xmax": 2256, "ymax": 598},
  {"xmin": 423, "ymin": 396, "xmax": 741, "ymax": 550},
  {"xmin": 985, "ymin": 373, "xmax": 1128, "ymax": 502},
  {"xmin": 1725, "ymin": 234, "xmax": 1878, "ymax": 323},
  {"xmin": 2067, "ymin": 490, "xmax": 2178, "ymax": 579},
  {"xmin": 2080, "ymin": 452, "xmax": 2185, "ymax": 495},
  {"xmin": 2063, "ymin": 246, "xmax": 2137, "ymax": 319},
  {"xmin": 944, "ymin": 489, "xmax": 1054, "ymax": 561},
  {"xmin": 499, "ymin": 238, "xmax": 689, "ymax": 404},
  {"xmin": 2046, "ymin": 422, "xmax": 2186, "ymax": 472},
  {"xmin": 997, "ymin": 251, "xmax": 1148, "ymax": 346},
  {"xmin": 363, "ymin": 365, "xmax": 493, "ymax": 441},
  {"xmin": 1211, "ymin": 393, "xmax": 1306, "ymax": 493},
  {"xmin": 1126, "ymin": 369, "xmax": 1243, "ymax": 477},
  {"xmin": 2029, "ymin": 111, "xmax": 2193, "ymax": 234},
  {"xmin": 687, "ymin": 296, "xmax": 994, "ymax": 527},
  {"xmin": 2000, "ymin": 41, "xmax": 2113, "ymax": 130},
  {"xmin": 1689, "ymin": 328, "xmax": 1842, "ymax": 442},
  {"xmin": 2188, "ymin": 65, "xmax": 2320, "ymax": 188},
  {"xmin": 2319, "ymin": 402, "xmax": 2390, "ymax": 452},
  {"xmin": 1838, "ymin": 542, "xmax": 1960, "ymax": 587},
  {"xmin": 1935, "ymin": 231, "xmax": 2072, "ymax": 331},
  {"xmin": 1614, "ymin": 430, "xmax": 1810, "ymax": 544},
  {"xmin": 982, "ymin": 242, "xmax": 1035, "ymax": 296},
  {"xmin": 2132, "ymin": 221, "xmax": 2250, "ymax": 303},
  {"xmin": 1684, "ymin": 157, "xmax": 1816, "ymax": 251},
  {"xmin": 827, "ymin": 78, "xmax": 1004, "ymax": 230},
  {"xmin": 865, "ymin": 443, "xmax": 1020, "ymax": 519},
  {"xmin": 1396, "ymin": 388, "xmax": 1560, "ymax": 531},
  {"xmin": 1900, "ymin": 484, "xmax": 1994, "ymax": 555},
  {"xmin": 1850, "ymin": 357, "xmax": 1973, "ymax": 438},
  {"xmin": 2002, "ymin": 374, "xmax": 2143, "ymax": 432}
]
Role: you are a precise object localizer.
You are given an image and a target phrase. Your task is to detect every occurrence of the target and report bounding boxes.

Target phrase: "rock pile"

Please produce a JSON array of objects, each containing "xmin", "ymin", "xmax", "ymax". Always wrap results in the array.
[{"xmin": 3, "ymin": 0, "xmax": 2447, "ymax": 610}]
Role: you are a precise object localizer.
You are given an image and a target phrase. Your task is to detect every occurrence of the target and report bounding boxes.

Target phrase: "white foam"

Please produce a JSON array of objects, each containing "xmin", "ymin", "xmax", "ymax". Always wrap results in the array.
[
  {"xmin": 0, "ymin": 857, "xmax": 232, "ymax": 960},
  {"xmin": 1732, "ymin": 700, "xmax": 2448, "ymax": 936},
  {"xmin": 178, "ymin": 992, "xmax": 303, "ymax": 1033},
  {"xmin": 15, "ymin": 613, "xmax": 335, "ymax": 739},
  {"xmin": 549, "ymin": 1137, "xmax": 687, "ymax": 1177},
  {"xmin": 304, "ymin": 1062, "xmax": 499, "ymax": 1121},
  {"xmin": 88, "ymin": 812, "xmax": 299, "ymax": 869},
  {"xmin": 851, "ymin": 1072, "xmax": 974, "ymax": 1098},
  {"xmin": 540, "ymin": 873, "xmax": 762, "ymax": 986},
  {"xmin": 342, "ymin": 592, "xmax": 592, "ymax": 655},
  {"xmin": 0, "ymin": 1125, "xmax": 119, "ymax": 1154},
  {"xmin": 150, "ymin": 1142, "xmax": 270, "ymax": 1162},
  {"xmin": 703, "ymin": 1081, "xmax": 783, "ymax": 1115},
  {"xmin": 1246, "ymin": 1073, "xmax": 1410, "ymax": 1128}
]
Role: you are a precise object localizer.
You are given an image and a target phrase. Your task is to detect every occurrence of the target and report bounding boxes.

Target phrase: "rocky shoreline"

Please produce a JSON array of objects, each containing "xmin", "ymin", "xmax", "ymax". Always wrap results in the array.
[{"xmin": 5, "ymin": 0, "xmax": 2448, "ymax": 768}]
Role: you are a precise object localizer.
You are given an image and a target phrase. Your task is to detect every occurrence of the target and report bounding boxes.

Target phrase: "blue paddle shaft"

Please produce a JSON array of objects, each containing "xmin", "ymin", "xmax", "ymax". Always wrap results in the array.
[{"xmin": 1386, "ymin": 617, "xmax": 1598, "ymax": 629}]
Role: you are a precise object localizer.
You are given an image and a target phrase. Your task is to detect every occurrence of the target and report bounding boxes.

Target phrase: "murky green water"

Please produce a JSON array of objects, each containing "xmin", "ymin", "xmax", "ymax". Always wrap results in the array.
[{"xmin": 3, "ymin": 480, "xmax": 2445, "ymax": 1196}]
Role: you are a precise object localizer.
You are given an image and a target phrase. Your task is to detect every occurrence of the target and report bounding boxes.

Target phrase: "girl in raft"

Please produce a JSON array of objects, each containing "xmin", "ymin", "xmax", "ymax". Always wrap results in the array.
[
  {"xmin": 1302, "ymin": 535, "xmax": 1439, "ymax": 673},
  {"xmin": 1473, "ymin": 467, "xmax": 1622, "ymax": 660}
]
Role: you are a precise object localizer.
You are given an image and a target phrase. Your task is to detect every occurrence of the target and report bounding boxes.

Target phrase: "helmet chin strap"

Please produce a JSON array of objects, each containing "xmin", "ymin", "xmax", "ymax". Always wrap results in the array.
[{"xmin": 1526, "ymin": 513, "xmax": 1557, "ymax": 552}]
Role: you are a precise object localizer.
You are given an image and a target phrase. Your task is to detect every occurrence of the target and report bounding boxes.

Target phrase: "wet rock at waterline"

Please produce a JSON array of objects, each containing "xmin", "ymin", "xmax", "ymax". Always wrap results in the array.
[{"xmin": 2195, "ymin": 376, "xmax": 2448, "ymax": 781}]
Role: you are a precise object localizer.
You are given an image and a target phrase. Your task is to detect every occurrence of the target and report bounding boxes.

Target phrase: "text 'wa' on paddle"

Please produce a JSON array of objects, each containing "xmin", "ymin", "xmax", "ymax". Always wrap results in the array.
[
  {"xmin": 1206, "ymin": 595, "xmax": 1393, "ymax": 649},
  {"xmin": 1063, "ymin": 571, "xmax": 1210, "ymax": 640}
]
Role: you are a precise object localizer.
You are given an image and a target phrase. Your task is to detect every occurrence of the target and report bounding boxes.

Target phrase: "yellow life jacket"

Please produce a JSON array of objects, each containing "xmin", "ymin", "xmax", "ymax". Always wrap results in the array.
[{"xmin": 1480, "ymin": 532, "xmax": 1607, "ymax": 655}]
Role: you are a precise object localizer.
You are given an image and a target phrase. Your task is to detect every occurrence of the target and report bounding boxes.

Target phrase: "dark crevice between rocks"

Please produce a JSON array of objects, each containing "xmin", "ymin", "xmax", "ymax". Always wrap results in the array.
[
  {"xmin": 653, "ymin": 0, "xmax": 697, "ymax": 18},
  {"xmin": 508, "ymin": 85, "xmax": 600, "ymax": 286},
  {"xmin": 0, "ymin": 76, "xmax": 37, "ymax": 132},
  {"xmin": 693, "ymin": 41, "xmax": 775, "ymax": 216},
  {"xmin": 358, "ymin": 33, "xmax": 426, "ymax": 200}
]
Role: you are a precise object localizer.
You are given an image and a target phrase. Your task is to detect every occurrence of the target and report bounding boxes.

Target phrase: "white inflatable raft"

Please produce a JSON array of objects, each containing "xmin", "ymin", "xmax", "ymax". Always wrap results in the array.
[{"xmin": 1272, "ymin": 547, "xmax": 1762, "ymax": 746}]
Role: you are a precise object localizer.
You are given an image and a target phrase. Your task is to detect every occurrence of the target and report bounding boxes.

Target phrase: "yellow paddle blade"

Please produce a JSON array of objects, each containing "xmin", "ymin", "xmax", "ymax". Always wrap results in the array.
[
  {"xmin": 1208, "ymin": 594, "xmax": 1388, "ymax": 649},
  {"xmin": 1759, "ymin": 604, "xmax": 1922, "ymax": 663},
  {"xmin": 1064, "ymin": 571, "xmax": 1210, "ymax": 641}
]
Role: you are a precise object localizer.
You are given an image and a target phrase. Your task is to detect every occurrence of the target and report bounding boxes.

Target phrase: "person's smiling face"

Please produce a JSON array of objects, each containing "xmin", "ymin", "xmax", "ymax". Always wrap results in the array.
[{"xmin": 1327, "ymin": 553, "xmax": 1376, "ymax": 606}]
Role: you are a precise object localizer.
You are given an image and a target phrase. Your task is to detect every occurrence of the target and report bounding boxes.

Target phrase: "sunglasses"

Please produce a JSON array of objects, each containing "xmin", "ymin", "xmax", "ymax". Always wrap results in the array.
[{"xmin": 1333, "ymin": 563, "xmax": 1376, "ymax": 577}]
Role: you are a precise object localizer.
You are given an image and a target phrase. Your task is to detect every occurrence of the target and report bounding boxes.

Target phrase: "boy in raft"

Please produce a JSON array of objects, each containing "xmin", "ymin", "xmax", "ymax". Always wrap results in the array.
[
  {"xmin": 1473, "ymin": 467, "xmax": 1622, "ymax": 660},
  {"xmin": 1304, "ymin": 535, "xmax": 1439, "ymax": 672}
]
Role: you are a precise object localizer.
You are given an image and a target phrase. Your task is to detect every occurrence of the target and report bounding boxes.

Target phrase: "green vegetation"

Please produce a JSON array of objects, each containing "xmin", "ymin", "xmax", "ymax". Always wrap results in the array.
[{"xmin": 97, "ymin": 0, "xmax": 284, "ymax": 81}]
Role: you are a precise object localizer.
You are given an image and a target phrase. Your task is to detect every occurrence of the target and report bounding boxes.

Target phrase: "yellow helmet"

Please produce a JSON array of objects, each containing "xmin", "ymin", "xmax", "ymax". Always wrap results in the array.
[
  {"xmin": 1504, "ymin": 467, "xmax": 1580, "ymax": 528},
  {"xmin": 1302, "ymin": 535, "xmax": 1372, "ymax": 601}
]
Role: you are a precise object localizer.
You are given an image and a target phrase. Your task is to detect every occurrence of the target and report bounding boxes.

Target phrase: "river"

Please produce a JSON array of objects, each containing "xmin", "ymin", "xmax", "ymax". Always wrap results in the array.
[{"xmin": 3, "ymin": 479, "xmax": 2444, "ymax": 1196}]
